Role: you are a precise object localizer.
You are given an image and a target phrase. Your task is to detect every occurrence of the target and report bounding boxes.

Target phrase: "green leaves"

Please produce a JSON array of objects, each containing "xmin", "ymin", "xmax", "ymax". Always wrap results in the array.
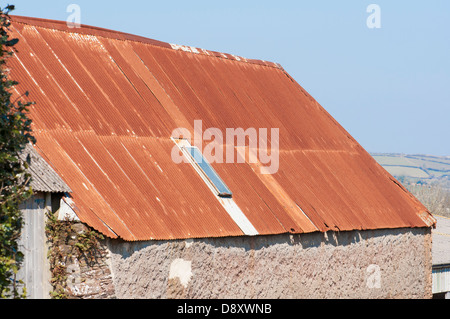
[
  {"xmin": 0, "ymin": 4, "xmax": 35, "ymax": 299},
  {"xmin": 4, "ymin": 37, "xmax": 17, "ymax": 47},
  {"xmin": 45, "ymin": 210, "xmax": 104, "ymax": 299}
]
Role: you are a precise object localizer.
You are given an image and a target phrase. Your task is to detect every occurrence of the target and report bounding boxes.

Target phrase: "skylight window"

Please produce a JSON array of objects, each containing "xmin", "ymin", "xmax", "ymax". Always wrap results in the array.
[{"xmin": 182, "ymin": 146, "xmax": 232, "ymax": 198}]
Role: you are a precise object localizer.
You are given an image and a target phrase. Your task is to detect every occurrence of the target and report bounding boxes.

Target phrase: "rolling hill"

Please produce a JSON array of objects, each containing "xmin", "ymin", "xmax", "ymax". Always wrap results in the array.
[
  {"xmin": 371, "ymin": 153, "xmax": 450, "ymax": 188},
  {"xmin": 371, "ymin": 153, "xmax": 450, "ymax": 217}
]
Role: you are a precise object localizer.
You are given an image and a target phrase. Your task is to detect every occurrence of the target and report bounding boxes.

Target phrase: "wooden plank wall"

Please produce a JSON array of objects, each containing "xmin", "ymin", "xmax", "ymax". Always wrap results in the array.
[{"xmin": 17, "ymin": 192, "xmax": 52, "ymax": 299}]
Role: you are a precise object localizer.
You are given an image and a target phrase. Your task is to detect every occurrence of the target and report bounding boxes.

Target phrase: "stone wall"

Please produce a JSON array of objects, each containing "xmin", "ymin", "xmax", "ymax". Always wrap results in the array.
[
  {"xmin": 64, "ymin": 223, "xmax": 115, "ymax": 298},
  {"xmin": 48, "ymin": 222, "xmax": 115, "ymax": 299},
  {"xmin": 49, "ymin": 225, "xmax": 432, "ymax": 298},
  {"xmin": 106, "ymin": 227, "xmax": 433, "ymax": 299}
]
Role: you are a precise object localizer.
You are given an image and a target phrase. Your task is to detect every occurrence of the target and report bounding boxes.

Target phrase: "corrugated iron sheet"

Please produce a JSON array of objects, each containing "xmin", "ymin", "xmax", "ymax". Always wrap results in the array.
[
  {"xmin": 433, "ymin": 265, "xmax": 450, "ymax": 294},
  {"xmin": 19, "ymin": 143, "xmax": 71, "ymax": 193},
  {"xmin": 7, "ymin": 15, "xmax": 436, "ymax": 241}
]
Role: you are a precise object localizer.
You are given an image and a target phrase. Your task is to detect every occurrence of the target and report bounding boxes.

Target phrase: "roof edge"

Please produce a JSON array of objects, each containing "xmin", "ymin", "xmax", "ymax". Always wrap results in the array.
[
  {"xmin": 10, "ymin": 15, "xmax": 284, "ymax": 70},
  {"xmin": 19, "ymin": 143, "xmax": 72, "ymax": 193}
]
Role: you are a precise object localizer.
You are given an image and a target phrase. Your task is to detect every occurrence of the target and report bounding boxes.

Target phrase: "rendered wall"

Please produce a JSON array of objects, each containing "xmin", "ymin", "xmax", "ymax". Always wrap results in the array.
[{"xmin": 106, "ymin": 227, "xmax": 433, "ymax": 299}]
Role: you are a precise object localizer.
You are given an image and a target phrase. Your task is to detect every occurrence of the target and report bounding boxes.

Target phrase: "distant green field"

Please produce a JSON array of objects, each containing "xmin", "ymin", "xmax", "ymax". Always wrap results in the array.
[
  {"xmin": 372, "ymin": 155, "xmax": 416, "ymax": 166},
  {"xmin": 406, "ymin": 157, "xmax": 450, "ymax": 171},
  {"xmin": 382, "ymin": 166, "xmax": 429, "ymax": 178},
  {"xmin": 371, "ymin": 153, "xmax": 450, "ymax": 217},
  {"xmin": 371, "ymin": 153, "xmax": 450, "ymax": 188}
]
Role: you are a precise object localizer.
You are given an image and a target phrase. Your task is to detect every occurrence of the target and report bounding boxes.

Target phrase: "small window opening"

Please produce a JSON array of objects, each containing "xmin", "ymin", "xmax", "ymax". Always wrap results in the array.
[{"xmin": 183, "ymin": 146, "xmax": 232, "ymax": 198}]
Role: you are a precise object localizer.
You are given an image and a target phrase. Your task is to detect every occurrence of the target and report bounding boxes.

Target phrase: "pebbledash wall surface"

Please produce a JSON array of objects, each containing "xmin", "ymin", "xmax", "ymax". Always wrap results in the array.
[
  {"xmin": 106, "ymin": 228, "xmax": 433, "ymax": 299},
  {"xmin": 58, "ymin": 225, "xmax": 432, "ymax": 299}
]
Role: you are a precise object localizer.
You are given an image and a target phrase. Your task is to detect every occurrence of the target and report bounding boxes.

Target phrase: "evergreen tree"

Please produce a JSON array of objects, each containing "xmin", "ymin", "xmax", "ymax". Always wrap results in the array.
[{"xmin": 0, "ymin": 4, "xmax": 35, "ymax": 299}]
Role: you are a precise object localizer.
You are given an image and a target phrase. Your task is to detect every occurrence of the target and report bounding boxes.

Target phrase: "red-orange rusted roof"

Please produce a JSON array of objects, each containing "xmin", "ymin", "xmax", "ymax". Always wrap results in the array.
[{"xmin": 8, "ymin": 16, "xmax": 436, "ymax": 240}]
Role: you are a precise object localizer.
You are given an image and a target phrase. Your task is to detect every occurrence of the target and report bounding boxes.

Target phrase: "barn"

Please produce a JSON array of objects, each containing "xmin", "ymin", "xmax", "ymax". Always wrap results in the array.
[
  {"xmin": 10, "ymin": 15, "xmax": 436, "ymax": 299},
  {"xmin": 17, "ymin": 143, "xmax": 71, "ymax": 298}
]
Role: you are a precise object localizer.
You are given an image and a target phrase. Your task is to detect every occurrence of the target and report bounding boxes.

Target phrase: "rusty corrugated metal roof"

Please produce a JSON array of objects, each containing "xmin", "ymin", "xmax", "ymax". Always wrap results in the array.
[{"xmin": 7, "ymin": 15, "xmax": 436, "ymax": 240}]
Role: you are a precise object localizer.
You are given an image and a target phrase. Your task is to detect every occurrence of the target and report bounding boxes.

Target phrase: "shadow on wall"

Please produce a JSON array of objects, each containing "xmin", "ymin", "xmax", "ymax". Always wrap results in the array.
[{"xmin": 104, "ymin": 227, "xmax": 431, "ymax": 299}]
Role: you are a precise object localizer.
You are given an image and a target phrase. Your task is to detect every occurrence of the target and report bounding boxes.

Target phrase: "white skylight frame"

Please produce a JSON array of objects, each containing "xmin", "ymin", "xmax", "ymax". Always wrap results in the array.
[
  {"xmin": 182, "ymin": 145, "xmax": 232, "ymax": 198},
  {"xmin": 171, "ymin": 137, "xmax": 258, "ymax": 236}
]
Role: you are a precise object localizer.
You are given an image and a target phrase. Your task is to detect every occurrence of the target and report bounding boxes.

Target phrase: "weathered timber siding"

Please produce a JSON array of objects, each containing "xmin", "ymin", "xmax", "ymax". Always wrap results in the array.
[
  {"xmin": 106, "ymin": 227, "xmax": 433, "ymax": 299},
  {"xmin": 17, "ymin": 192, "xmax": 52, "ymax": 299}
]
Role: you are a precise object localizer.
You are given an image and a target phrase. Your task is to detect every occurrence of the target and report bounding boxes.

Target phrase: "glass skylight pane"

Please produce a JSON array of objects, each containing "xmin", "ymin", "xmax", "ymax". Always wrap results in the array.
[{"xmin": 183, "ymin": 146, "xmax": 232, "ymax": 197}]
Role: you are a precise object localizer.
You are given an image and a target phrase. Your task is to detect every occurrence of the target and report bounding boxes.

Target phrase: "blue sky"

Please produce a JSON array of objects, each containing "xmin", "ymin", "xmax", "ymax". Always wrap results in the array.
[{"xmin": 8, "ymin": 1, "xmax": 450, "ymax": 156}]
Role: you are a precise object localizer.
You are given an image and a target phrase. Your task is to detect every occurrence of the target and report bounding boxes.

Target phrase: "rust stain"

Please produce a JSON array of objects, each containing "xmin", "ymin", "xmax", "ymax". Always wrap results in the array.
[{"xmin": 7, "ymin": 15, "xmax": 436, "ymax": 241}]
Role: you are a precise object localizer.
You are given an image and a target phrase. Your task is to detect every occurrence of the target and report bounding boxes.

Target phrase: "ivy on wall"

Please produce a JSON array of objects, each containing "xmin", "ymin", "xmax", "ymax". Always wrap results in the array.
[{"xmin": 45, "ymin": 211, "xmax": 104, "ymax": 299}]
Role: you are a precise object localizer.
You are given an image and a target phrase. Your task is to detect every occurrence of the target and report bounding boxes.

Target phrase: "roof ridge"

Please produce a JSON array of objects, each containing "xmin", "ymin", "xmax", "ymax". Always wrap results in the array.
[{"xmin": 10, "ymin": 15, "xmax": 284, "ymax": 70}]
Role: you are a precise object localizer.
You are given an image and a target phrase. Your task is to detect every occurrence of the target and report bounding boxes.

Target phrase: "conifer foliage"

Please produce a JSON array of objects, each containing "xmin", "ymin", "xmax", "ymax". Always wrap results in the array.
[{"xmin": 0, "ymin": 4, "xmax": 35, "ymax": 298}]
